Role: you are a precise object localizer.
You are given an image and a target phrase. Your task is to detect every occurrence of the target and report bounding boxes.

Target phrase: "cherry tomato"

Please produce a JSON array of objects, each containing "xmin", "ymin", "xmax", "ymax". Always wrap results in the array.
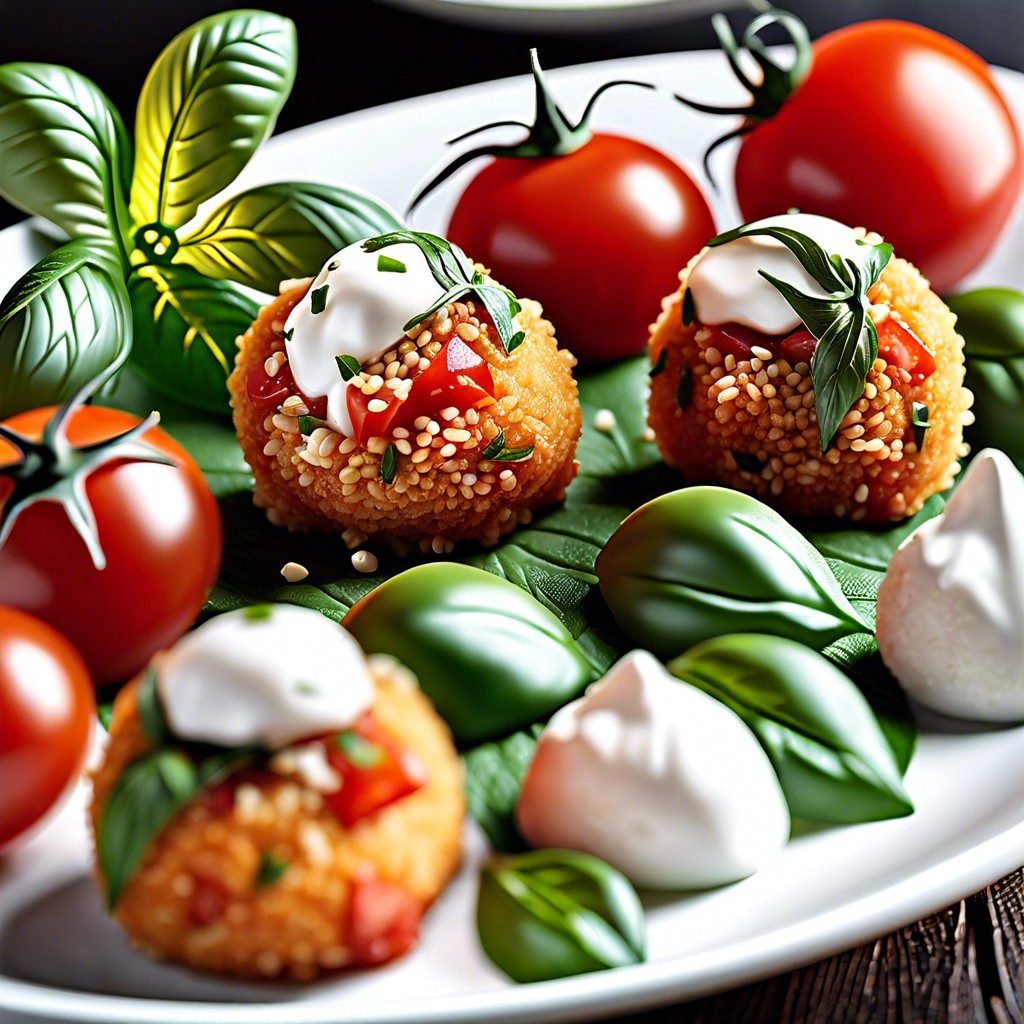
[
  {"xmin": 448, "ymin": 134, "xmax": 715, "ymax": 363},
  {"xmin": 0, "ymin": 607, "xmax": 94, "ymax": 848},
  {"xmin": 734, "ymin": 21, "xmax": 1023, "ymax": 293},
  {"xmin": 322, "ymin": 714, "xmax": 427, "ymax": 829},
  {"xmin": 346, "ymin": 878, "xmax": 423, "ymax": 966},
  {"xmin": 0, "ymin": 406, "xmax": 221, "ymax": 685}
]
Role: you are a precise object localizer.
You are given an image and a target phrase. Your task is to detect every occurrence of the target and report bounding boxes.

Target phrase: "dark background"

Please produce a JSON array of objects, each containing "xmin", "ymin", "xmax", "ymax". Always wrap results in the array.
[{"xmin": 1, "ymin": 0, "xmax": 1022, "ymax": 232}]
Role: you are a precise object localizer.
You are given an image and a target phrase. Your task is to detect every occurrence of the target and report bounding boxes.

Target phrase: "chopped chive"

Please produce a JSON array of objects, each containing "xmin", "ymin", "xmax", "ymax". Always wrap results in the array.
[
  {"xmin": 650, "ymin": 348, "xmax": 668, "ymax": 378},
  {"xmin": 283, "ymin": 328, "xmax": 294, "ymax": 342},
  {"xmin": 243, "ymin": 604, "xmax": 274, "ymax": 621},
  {"xmin": 335, "ymin": 730, "xmax": 384, "ymax": 768},
  {"xmin": 297, "ymin": 415, "xmax": 325, "ymax": 436},
  {"xmin": 493, "ymin": 445, "xmax": 534, "ymax": 463},
  {"xmin": 481, "ymin": 430, "xmax": 506, "ymax": 460},
  {"xmin": 681, "ymin": 287, "xmax": 696, "ymax": 327},
  {"xmin": 294, "ymin": 680, "xmax": 319, "ymax": 696},
  {"xmin": 254, "ymin": 850, "xmax": 290, "ymax": 890},
  {"xmin": 377, "ymin": 255, "xmax": 407, "ymax": 274},
  {"xmin": 733, "ymin": 450, "xmax": 762, "ymax": 473},
  {"xmin": 676, "ymin": 366, "xmax": 692, "ymax": 410},
  {"xmin": 335, "ymin": 354, "xmax": 361, "ymax": 381},
  {"xmin": 380, "ymin": 443, "xmax": 397, "ymax": 484},
  {"xmin": 310, "ymin": 284, "xmax": 329, "ymax": 315},
  {"xmin": 911, "ymin": 402, "xmax": 930, "ymax": 451},
  {"xmin": 327, "ymin": 260, "xmax": 340, "ymax": 271}
]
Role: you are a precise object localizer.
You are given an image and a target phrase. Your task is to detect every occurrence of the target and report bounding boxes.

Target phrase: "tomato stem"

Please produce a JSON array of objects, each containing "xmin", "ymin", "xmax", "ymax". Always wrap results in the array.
[{"xmin": 408, "ymin": 49, "xmax": 655, "ymax": 213}]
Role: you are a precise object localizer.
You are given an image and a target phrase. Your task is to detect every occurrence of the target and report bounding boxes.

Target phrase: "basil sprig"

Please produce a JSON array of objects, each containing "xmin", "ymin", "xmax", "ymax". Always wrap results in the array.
[
  {"xmin": 477, "ymin": 849, "xmax": 645, "ymax": 983},
  {"xmin": 362, "ymin": 231, "xmax": 525, "ymax": 354},
  {"xmin": 704, "ymin": 224, "xmax": 893, "ymax": 452}
]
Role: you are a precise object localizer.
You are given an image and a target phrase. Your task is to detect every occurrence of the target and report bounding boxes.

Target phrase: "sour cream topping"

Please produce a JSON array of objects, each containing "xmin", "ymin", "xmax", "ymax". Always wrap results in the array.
[
  {"xmin": 157, "ymin": 605, "xmax": 375, "ymax": 749},
  {"xmin": 687, "ymin": 213, "xmax": 869, "ymax": 336},
  {"xmin": 284, "ymin": 241, "xmax": 444, "ymax": 436},
  {"xmin": 516, "ymin": 650, "xmax": 789, "ymax": 890},
  {"xmin": 877, "ymin": 449, "xmax": 1024, "ymax": 722}
]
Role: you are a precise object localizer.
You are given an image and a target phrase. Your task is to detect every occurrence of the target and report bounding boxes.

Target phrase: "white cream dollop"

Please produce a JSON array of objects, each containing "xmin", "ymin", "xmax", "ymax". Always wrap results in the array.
[
  {"xmin": 157, "ymin": 605, "xmax": 375, "ymax": 749},
  {"xmin": 284, "ymin": 240, "xmax": 444, "ymax": 436},
  {"xmin": 687, "ymin": 213, "xmax": 868, "ymax": 336},
  {"xmin": 876, "ymin": 449, "xmax": 1024, "ymax": 722},
  {"xmin": 515, "ymin": 650, "xmax": 789, "ymax": 890}
]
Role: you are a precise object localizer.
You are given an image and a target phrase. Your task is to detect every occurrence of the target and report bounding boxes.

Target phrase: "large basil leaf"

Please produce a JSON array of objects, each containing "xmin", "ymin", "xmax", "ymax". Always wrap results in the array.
[
  {"xmin": 575, "ymin": 357, "xmax": 660, "ymax": 477},
  {"xmin": 344, "ymin": 564, "xmax": 594, "ymax": 744},
  {"xmin": 0, "ymin": 63, "xmax": 132, "ymax": 251},
  {"xmin": 463, "ymin": 724, "xmax": 544, "ymax": 852},
  {"xmin": 669, "ymin": 633, "xmax": 913, "ymax": 822},
  {"xmin": 0, "ymin": 241, "xmax": 131, "ymax": 417},
  {"xmin": 596, "ymin": 486, "xmax": 871, "ymax": 657},
  {"xmin": 128, "ymin": 263, "xmax": 258, "ymax": 414},
  {"xmin": 945, "ymin": 288, "xmax": 1024, "ymax": 472},
  {"xmin": 129, "ymin": 11, "xmax": 297, "ymax": 230},
  {"xmin": 477, "ymin": 849, "xmax": 645, "ymax": 983},
  {"xmin": 176, "ymin": 182, "xmax": 402, "ymax": 294}
]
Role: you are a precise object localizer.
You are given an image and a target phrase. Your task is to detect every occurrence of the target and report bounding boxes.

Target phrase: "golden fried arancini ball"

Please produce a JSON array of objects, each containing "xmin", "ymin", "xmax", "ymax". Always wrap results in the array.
[
  {"xmin": 228, "ymin": 236, "xmax": 581, "ymax": 554},
  {"xmin": 648, "ymin": 216, "xmax": 973, "ymax": 523},
  {"xmin": 90, "ymin": 607, "xmax": 464, "ymax": 980}
]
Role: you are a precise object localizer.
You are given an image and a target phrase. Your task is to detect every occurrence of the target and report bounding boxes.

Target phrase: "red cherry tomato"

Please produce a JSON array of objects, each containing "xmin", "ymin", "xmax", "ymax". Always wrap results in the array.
[
  {"xmin": 347, "ymin": 878, "xmax": 423, "ymax": 966},
  {"xmin": 734, "ymin": 21, "xmax": 1023, "ymax": 293},
  {"xmin": 448, "ymin": 134, "xmax": 716, "ymax": 363},
  {"xmin": 322, "ymin": 714, "xmax": 427, "ymax": 829},
  {"xmin": 0, "ymin": 607, "xmax": 94, "ymax": 847},
  {"xmin": 0, "ymin": 406, "xmax": 221, "ymax": 686}
]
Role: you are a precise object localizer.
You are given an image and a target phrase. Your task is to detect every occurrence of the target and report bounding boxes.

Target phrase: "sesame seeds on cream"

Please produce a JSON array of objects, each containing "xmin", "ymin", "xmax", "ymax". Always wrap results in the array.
[
  {"xmin": 516, "ymin": 650, "xmax": 790, "ymax": 890},
  {"xmin": 157, "ymin": 605, "xmax": 374, "ymax": 749},
  {"xmin": 876, "ymin": 449, "xmax": 1024, "ymax": 722},
  {"xmin": 687, "ymin": 213, "xmax": 872, "ymax": 336},
  {"xmin": 284, "ymin": 241, "xmax": 445, "ymax": 437}
]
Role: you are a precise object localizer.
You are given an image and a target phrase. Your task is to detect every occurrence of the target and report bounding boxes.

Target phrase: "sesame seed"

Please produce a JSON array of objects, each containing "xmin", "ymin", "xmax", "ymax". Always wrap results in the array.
[
  {"xmin": 264, "ymin": 356, "xmax": 281, "ymax": 376},
  {"xmin": 717, "ymin": 386, "xmax": 740, "ymax": 404},
  {"xmin": 298, "ymin": 471, "xmax": 314, "ymax": 487},
  {"xmin": 411, "ymin": 448, "xmax": 430, "ymax": 464},
  {"xmin": 456, "ymin": 322, "xmax": 480, "ymax": 342},
  {"xmin": 724, "ymin": 354, "xmax": 737, "ymax": 371},
  {"xmin": 263, "ymin": 439, "xmax": 283, "ymax": 457},
  {"xmin": 751, "ymin": 345, "xmax": 773, "ymax": 361},
  {"xmin": 443, "ymin": 428, "xmax": 471, "ymax": 443},
  {"xmin": 440, "ymin": 407, "xmax": 459, "ymax": 421},
  {"xmin": 395, "ymin": 439, "xmax": 412, "ymax": 455},
  {"xmin": 367, "ymin": 399, "xmax": 388, "ymax": 413},
  {"xmin": 745, "ymin": 382, "xmax": 761, "ymax": 402},
  {"xmin": 272, "ymin": 414, "xmax": 298, "ymax": 433},
  {"xmin": 351, "ymin": 550, "xmax": 379, "ymax": 573},
  {"xmin": 440, "ymin": 443, "xmax": 457, "ymax": 458}
]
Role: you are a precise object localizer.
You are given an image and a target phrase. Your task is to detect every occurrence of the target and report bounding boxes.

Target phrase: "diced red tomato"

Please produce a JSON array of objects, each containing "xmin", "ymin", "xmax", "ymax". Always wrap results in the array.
[
  {"xmin": 876, "ymin": 317, "xmax": 936, "ymax": 383},
  {"xmin": 200, "ymin": 780, "xmax": 237, "ymax": 818},
  {"xmin": 189, "ymin": 875, "xmax": 230, "ymax": 926},
  {"xmin": 347, "ymin": 879, "xmax": 423, "ymax": 966},
  {"xmin": 246, "ymin": 361, "xmax": 326, "ymax": 418},
  {"xmin": 778, "ymin": 328, "xmax": 818, "ymax": 366},
  {"xmin": 322, "ymin": 715, "xmax": 428, "ymax": 829}
]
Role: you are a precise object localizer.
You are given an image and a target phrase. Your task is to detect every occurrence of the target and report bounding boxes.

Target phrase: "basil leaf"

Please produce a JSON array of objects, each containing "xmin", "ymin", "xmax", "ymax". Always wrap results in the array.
[
  {"xmin": 335, "ymin": 730, "xmax": 384, "ymax": 768},
  {"xmin": 97, "ymin": 702, "xmax": 114, "ymax": 732},
  {"xmin": 0, "ymin": 63, "xmax": 132, "ymax": 252},
  {"xmin": 597, "ymin": 486, "xmax": 871, "ymax": 657},
  {"xmin": 97, "ymin": 749, "xmax": 198, "ymax": 909},
  {"xmin": 127, "ymin": 263, "xmax": 259, "ymax": 414},
  {"xmin": 0, "ymin": 241, "xmax": 131, "ymax": 418},
  {"xmin": 136, "ymin": 665, "xmax": 170, "ymax": 747},
  {"xmin": 576, "ymin": 357, "xmax": 661, "ymax": 478},
  {"xmin": 254, "ymin": 850, "xmax": 290, "ymax": 890},
  {"xmin": 129, "ymin": 11, "xmax": 297, "ymax": 230},
  {"xmin": 463, "ymin": 724, "xmax": 544, "ymax": 852},
  {"xmin": 477, "ymin": 849, "xmax": 645, "ymax": 983},
  {"xmin": 669, "ymin": 633, "xmax": 913, "ymax": 822},
  {"xmin": 176, "ymin": 182, "xmax": 402, "ymax": 293},
  {"xmin": 379, "ymin": 442, "xmax": 397, "ymax": 484}
]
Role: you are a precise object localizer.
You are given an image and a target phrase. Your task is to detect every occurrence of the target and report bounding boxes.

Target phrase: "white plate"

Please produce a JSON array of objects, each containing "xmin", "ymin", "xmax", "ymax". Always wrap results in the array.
[
  {"xmin": 369, "ymin": 0, "xmax": 742, "ymax": 34},
  {"xmin": 1, "ymin": 50, "xmax": 1023, "ymax": 1024}
]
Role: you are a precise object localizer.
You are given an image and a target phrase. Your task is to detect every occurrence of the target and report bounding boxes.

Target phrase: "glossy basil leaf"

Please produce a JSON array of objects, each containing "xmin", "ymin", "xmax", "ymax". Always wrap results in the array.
[
  {"xmin": 0, "ymin": 241, "xmax": 131, "ymax": 417},
  {"xmin": 97, "ymin": 749, "xmax": 198, "ymax": 909},
  {"xmin": 463, "ymin": 724, "xmax": 543, "ymax": 852},
  {"xmin": 176, "ymin": 182, "xmax": 402, "ymax": 294},
  {"xmin": 0, "ymin": 63, "xmax": 132, "ymax": 251},
  {"xmin": 477, "ymin": 849, "xmax": 645, "ymax": 983},
  {"xmin": 669, "ymin": 633, "xmax": 913, "ymax": 822},
  {"xmin": 596, "ymin": 486, "xmax": 871, "ymax": 657},
  {"xmin": 343, "ymin": 563, "xmax": 595, "ymax": 744},
  {"xmin": 946, "ymin": 288, "xmax": 1024, "ymax": 472},
  {"xmin": 127, "ymin": 263, "xmax": 258, "ymax": 414},
  {"xmin": 576, "ymin": 357, "xmax": 661, "ymax": 477},
  {"xmin": 129, "ymin": 11, "xmax": 297, "ymax": 230}
]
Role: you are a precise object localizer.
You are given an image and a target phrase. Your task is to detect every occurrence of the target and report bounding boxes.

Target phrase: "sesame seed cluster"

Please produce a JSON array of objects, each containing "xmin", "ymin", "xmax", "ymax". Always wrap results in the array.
[
  {"xmin": 648, "ymin": 256, "xmax": 973, "ymax": 523},
  {"xmin": 229, "ymin": 283, "xmax": 581, "ymax": 551},
  {"xmin": 89, "ymin": 656, "xmax": 464, "ymax": 980}
]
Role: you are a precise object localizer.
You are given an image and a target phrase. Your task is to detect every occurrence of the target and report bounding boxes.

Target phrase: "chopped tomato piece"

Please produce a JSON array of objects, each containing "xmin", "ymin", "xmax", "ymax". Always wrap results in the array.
[
  {"xmin": 200, "ymin": 779, "xmax": 237, "ymax": 818},
  {"xmin": 246, "ymin": 361, "xmax": 326, "ymax": 418},
  {"xmin": 347, "ymin": 879, "xmax": 423, "ymax": 966},
  {"xmin": 322, "ymin": 714, "xmax": 428, "ymax": 829},
  {"xmin": 876, "ymin": 317, "xmax": 936, "ymax": 382},
  {"xmin": 188, "ymin": 876, "xmax": 230, "ymax": 926},
  {"xmin": 779, "ymin": 327, "xmax": 818, "ymax": 366}
]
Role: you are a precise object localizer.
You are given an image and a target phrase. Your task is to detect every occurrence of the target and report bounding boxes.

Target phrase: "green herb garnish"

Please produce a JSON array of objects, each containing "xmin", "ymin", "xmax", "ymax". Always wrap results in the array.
[
  {"xmin": 254, "ymin": 850, "xmax": 290, "ymax": 890},
  {"xmin": 911, "ymin": 402, "xmax": 930, "ymax": 451},
  {"xmin": 481, "ymin": 428, "xmax": 533, "ymax": 463},
  {"xmin": 732, "ymin": 449, "xmax": 762, "ymax": 473},
  {"xmin": 676, "ymin": 366, "xmax": 692, "ymax": 410},
  {"xmin": 649, "ymin": 348, "xmax": 668, "ymax": 378},
  {"xmin": 97, "ymin": 702, "xmax": 114, "ymax": 732},
  {"xmin": 137, "ymin": 664, "xmax": 170, "ymax": 747},
  {"xmin": 705, "ymin": 223, "xmax": 893, "ymax": 452},
  {"xmin": 334, "ymin": 353, "xmax": 361, "ymax": 381},
  {"xmin": 297, "ymin": 414, "xmax": 325, "ymax": 436},
  {"xmin": 681, "ymin": 286, "xmax": 696, "ymax": 327},
  {"xmin": 362, "ymin": 231, "xmax": 525, "ymax": 355},
  {"xmin": 380, "ymin": 442, "xmax": 397, "ymax": 484},
  {"xmin": 335, "ymin": 730, "xmax": 384, "ymax": 769},
  {"xmin": 377, "ymin": 255, "xmax": 407, "ymax": 274},
  {"xmin": 294, "ymin": 680, "xmax": 319, "ymax": 696},
  {"xmin": 310, "ymin": 283, "xmax": 329, "ymax": 314},
  {"xmin": 283, "ymin": 328, "xmax": 294, "ymax": 342},
  {"xmin": 243, "ymin": 603, "xmax": 274, "ymax": 621}
]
